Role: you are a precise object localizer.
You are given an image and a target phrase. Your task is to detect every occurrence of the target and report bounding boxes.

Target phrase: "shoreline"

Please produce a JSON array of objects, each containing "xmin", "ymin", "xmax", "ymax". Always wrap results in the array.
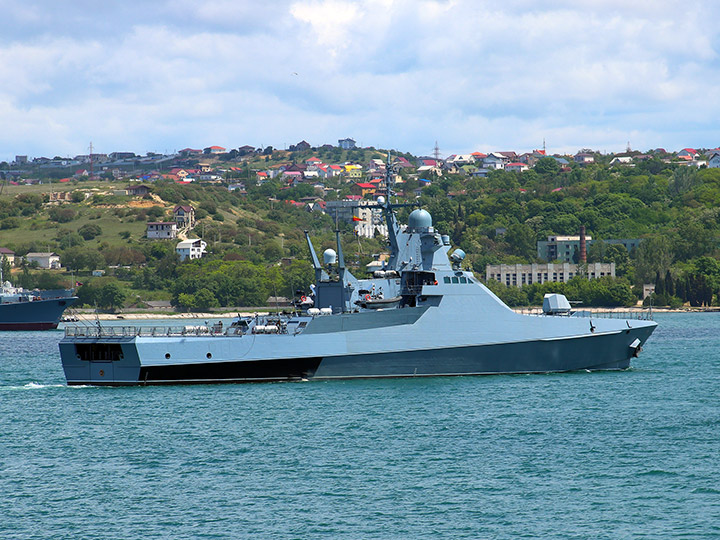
[{"xmin": 68, "ymin": 305, "xmax": 716, "ymax": 321}]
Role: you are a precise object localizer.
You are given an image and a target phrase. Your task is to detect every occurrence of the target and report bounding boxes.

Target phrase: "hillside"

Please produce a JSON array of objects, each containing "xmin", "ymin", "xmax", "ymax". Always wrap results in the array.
[{"xmin": 3, "ymin": 148, "xmax": 720, "ymax": 309}]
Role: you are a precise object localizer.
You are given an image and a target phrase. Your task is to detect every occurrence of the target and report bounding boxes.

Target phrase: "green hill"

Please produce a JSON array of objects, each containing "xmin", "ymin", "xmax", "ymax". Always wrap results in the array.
[{"xmin": 3, "ymin": 151, "xmax": 720, "ymax": 309}]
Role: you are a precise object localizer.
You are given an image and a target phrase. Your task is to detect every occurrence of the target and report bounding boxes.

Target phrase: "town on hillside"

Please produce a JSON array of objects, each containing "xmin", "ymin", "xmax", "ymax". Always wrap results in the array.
[{"xmin": 2, "ymin": 138, "xmax": 720, "ymax": 310}]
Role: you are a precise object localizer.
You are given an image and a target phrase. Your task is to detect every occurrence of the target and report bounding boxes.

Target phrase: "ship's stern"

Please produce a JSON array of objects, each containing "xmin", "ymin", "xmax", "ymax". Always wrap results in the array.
[{"xmin": 59, "ymin": 336, "xmax": 142, "ymax": 385}]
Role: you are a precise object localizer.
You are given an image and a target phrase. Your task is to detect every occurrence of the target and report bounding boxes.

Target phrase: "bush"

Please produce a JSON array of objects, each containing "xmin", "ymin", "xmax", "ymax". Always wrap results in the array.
[
  {"xmin": 48, "ymin": 207, "xmax": 77, "ymax": 223},
  {"xmin": 58, "ymin": 231, "xmax": 84, "ymax": 249},
  {"xmin": 146, "ymin": 206, "xmax": 165, "ymax": 220},
  {"xmin": 643, "ymin": 293, "xmax": 683, "ymax": 308},
  {"xmin": 0, "ymin": 217, "xmax": 19, "ymax": 229},
  {"xmin": 78, "ymin": 223, "xmax": 102, "ymax": 240}
]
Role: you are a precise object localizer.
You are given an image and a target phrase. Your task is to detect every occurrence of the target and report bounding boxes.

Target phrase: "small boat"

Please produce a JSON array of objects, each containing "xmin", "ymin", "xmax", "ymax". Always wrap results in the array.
[{"xmin": 355, "ymin": 295, "xmax": 402, "ymax": 309}]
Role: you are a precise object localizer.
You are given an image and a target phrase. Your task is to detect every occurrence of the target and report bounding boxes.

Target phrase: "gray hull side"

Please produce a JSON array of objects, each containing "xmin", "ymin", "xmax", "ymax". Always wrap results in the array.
[
  {"xmin": 0, "ymin": 297, "xmax": 77, "ymax": 330},
  {"xmin": 313, "ymin": 326, "xmax": 654, "ymax": 379},
  {"xmin": 60, "ymin": 326, "xmax": 654, "ymax": 385}
]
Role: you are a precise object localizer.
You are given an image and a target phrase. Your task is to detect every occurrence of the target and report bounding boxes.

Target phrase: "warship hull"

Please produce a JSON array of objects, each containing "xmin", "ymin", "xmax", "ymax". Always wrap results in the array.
[
  {"xmin": 59, "ymin": 317, "xmax": 655, "ymax": 386},
  {"xmin": 0, "ymin": 297, "xmax": 77, "ymax": 331}
]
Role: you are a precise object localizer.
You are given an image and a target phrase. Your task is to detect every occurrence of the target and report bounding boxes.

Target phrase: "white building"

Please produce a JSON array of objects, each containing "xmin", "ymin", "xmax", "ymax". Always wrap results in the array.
[
  {"xmin": 486, "ymin": 262, "xmax": 615, "ymax": 287},
  {"xmin": 505, "ymin": 162, "xmax": 529, "ymax": 172},
  {"xmin": 709, "ymin": 152, "xmax": 720, "ymax": 168},
  {"xmin": 176, "ymin": 239, "xmax": 208, "ymax": 261},
  {"xmin": 483, "ymin": 153, "xmax": 507, "ymax": 170},
  {"xmin": 26, "ymin": 252, "xmax": 61, "ymax": 269},
  {"xmin": 338, "ymin": 138, "xmax": 356, "ymax": 150},
  {"xmin": 0, "ymin": 247, "xmax": 15, "ymax": 266},
  {"xmin": 147, "ymin": 222, "xmax": 177, "ymax": 239}
]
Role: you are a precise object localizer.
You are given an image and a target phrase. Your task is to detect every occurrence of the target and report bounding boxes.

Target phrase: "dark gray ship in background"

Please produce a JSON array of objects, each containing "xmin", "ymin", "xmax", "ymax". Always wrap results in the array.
[
  {"xmin": 1, "ymin": 281, "xmax": 77, "ymax": 331},
  {"xmin": 59, "ymin": 173, "xmax": 656, "ymax": 385}
]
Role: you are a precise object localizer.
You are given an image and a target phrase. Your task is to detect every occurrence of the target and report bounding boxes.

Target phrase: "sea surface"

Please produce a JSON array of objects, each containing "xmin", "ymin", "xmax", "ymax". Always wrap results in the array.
[{"xmin": 0, "ymin": 313, "xmax": 718, "ymax": 539}]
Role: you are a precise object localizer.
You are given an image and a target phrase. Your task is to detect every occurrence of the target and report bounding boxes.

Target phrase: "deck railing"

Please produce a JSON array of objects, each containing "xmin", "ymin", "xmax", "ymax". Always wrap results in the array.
[
  {"xmin": 64, "ymin": 325, "xmax": 228, "ymax": 338},
  {"xmin": 513, "ymin": 308, "xmax": 653, "ymax": 321}
]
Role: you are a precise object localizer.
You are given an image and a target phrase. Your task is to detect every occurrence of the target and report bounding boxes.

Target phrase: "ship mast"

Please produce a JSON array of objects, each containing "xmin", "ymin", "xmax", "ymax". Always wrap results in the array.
[
  {"xmin": 383, "ymin": 152, "xmax": 418, "ymax": 271},
  {"xmin": 384, "ymin": 153, "xmax": 400, "ymax": 254}
]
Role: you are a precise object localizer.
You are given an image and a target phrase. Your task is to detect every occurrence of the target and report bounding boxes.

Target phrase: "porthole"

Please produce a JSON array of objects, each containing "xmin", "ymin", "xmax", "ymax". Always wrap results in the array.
[
  {"xmin": 165, "ymin": 353, "xmax": 171, "ymax": 359},
  {"xmin": 206, "ymin": 352, "xmax": 212, "ymax": 359}
]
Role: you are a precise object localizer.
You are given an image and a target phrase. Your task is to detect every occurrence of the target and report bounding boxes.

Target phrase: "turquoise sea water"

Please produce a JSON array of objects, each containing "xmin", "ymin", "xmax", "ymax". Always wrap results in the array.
[{"xmin": 1, "ymin": 313, "xmax": 718, "ymax": 539}]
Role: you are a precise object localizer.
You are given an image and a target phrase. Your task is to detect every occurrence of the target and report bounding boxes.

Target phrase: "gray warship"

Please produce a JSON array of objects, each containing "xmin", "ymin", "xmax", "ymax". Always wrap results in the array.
[
  {"xmin": 1, "ymin": 280, "xmax": 77, "ymax": 331},
  {"xmin": 59, "ymin": 178, "xmax": 656, "ymax": 385}
]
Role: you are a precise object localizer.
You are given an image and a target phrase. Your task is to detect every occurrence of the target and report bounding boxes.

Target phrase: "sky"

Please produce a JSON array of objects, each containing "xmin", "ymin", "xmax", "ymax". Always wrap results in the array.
[{"xmin": 1, "ymin": 0, "xmax": 719, "ymax": 161}]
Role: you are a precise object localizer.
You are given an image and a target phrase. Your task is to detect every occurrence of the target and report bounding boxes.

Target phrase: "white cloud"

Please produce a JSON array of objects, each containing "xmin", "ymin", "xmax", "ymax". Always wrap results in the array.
[
  {"xmin": 1, "ymin": 0, "xmax": 720, "ymax": 160},
  {"xmin": 290, "ymin": 0, "xmax": 360, "ymax": 54}
]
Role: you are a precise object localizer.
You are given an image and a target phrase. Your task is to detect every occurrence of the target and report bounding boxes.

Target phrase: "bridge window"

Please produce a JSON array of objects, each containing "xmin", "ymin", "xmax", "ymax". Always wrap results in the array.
[
  {"xmin": 460, "ymin": 277, "xmax": 467, "ymax": 283},
  {"xmin": 444, "ymin": 276, "xmax": 451, "ymax": 283},
  {"xmin": 451, "ymin": 276, "xmax": 459, "ymax": 284}
]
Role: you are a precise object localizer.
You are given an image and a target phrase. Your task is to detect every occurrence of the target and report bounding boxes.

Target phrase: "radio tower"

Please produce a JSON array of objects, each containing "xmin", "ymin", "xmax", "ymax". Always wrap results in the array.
[
  {"xmin": 433, "ymin": 141, "xmax": 441, "ymax": 161},
  {"xmin": 89, "ymin": 142, "xmax": 94, "ymax": 180}
]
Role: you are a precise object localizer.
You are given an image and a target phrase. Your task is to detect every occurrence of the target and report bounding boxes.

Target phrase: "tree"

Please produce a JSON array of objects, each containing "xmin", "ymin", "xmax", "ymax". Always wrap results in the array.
[
  {"xmin": 62, "ymin": 247, "xmax": 106, "ymax": 271},
  {"xmin": 670, "ymin": 166, "xmax": 698, "ymax": 195},
  {"xmin": 97, "ymin": 281, "xmax": 126, "ymax": 311},
  {"xmin": 1, "ymin": 255, "xmax": 11, "ymax": 283},
  {"xmin": 534, "ymin": 157, "xmax": 560, "ymax": 175},
  {"xmin": 176, "ymin": 293, "xmax": 195, "ymax": 310},
  {"xmin": 675, "ymin": 218, "xmax": 716, "ymax": 261},
  {"xmin": 58, "ymin": 231, "xmax": 84, "ymax": 249},
  {"xmin": 605, "ymin": 244, "xmax": 630, "ymax": 270},
  {"xmin": 193, "ymin": 288, "xmax": 219, "ymax": 311},
  {"xmin": 78, "ymin": 223, "xmax": 102, "ymax": 240},
  {"xmin": 634, "ymin": 236, "xmax": 673, "ymax": 285},
  {"xmin": 504, "ymin": 223, "xmax": 536, "ymax": 260},
  {"xmin": 48, "ymin": 207, "xmax": 77, "ymax": 223}
]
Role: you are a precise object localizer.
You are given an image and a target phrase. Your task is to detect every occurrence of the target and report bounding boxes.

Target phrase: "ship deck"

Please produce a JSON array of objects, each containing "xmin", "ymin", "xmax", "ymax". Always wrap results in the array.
[{"xmin": 63, "ymin": 308, "xmax": 653, "ymax": 339}]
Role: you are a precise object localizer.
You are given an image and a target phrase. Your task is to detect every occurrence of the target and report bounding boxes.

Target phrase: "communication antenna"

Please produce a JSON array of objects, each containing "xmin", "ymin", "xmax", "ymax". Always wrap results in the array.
[
  {"xmin": 626, "ymin": 141, "xmax": 631, "ymax": 153},
  {"xmin": 433, "ymin": 141, "xmax": 441, "ymax": 161},
  {"xmin": 543, "ymin": 138, "xmax": 546, "ymax": 154},
  {"xmin": 89, "ymin": 142, "xmax": 94, "ymax": 180}
]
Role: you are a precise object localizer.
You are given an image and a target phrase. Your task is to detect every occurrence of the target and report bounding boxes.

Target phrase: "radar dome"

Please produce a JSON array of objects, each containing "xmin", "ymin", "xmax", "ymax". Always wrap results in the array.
[
  {"xmin": 376, "ymin": 195, "xmax": 386, "ymax": 205},
  {"xmin": 408, "ymin": 209, "xmax": 432, "ymax": 230},
  {"xmin": 323, "ymin": 248, "xmax": 337, "ymax": 265},
  {"xmin": 450, "ymin": 249, "xmax": 466, "ymax": 263}
]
